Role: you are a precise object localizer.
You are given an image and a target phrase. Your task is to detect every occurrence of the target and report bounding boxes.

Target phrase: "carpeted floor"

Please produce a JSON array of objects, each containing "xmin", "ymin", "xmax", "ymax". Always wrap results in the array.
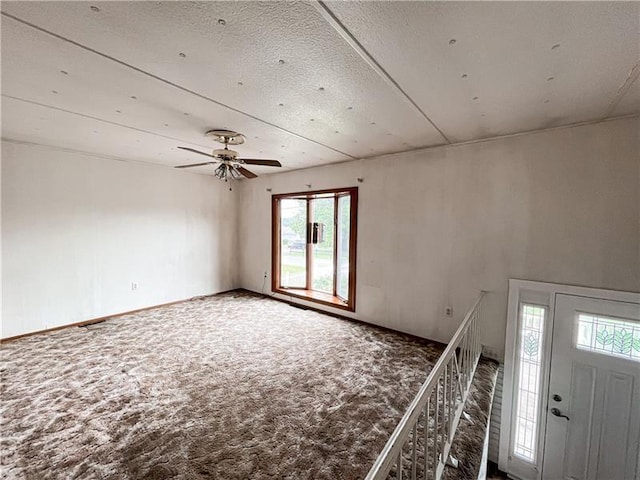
[
  {"xmin": 443, "ymin": 359, "xmax": 499, "ymax": 480},
  {"xmin": 385, "ymin": 356, "xmax": 498, "ymax": 480},
  {"xmin": 1, "ymin": 291, "xmax": 497, "ymax": 480}
]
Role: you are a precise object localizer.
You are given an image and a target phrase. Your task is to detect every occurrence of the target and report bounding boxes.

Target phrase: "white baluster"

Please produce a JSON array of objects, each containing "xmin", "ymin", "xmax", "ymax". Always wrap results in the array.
[
  {"xmin": 411, "ymin": 422, "xmax": 417, "ymax": 480},
  {"xmin": 424, "ymin": 396, "xmax": 430, "ymax": 480}
]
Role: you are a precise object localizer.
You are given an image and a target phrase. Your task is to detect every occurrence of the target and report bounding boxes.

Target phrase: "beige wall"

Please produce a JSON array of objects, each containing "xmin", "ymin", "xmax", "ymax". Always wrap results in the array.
[
  {"xmin": 238, "ymin": 117, "xmax": 640, "ymax": 355},
  {"xmin": 2, "ymin": 142, "xmax": 239, "ymax": 339}
]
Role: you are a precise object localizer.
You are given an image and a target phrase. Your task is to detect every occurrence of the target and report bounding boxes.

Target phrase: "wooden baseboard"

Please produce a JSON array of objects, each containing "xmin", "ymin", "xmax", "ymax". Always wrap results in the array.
[
  {"xmin": 239, "ymin": 288, "xmax": 444, "ymax": 348},
  {"xmin": 0, "ymin": 288, "xmax": 241, "ymax": 344},
  {"xmin": 239, "ymin": 288, "xmax": 356, "ymax": 322},
  {"xmin": 3, "ymin": 288, "xmax": 442, "ymax": 349}
]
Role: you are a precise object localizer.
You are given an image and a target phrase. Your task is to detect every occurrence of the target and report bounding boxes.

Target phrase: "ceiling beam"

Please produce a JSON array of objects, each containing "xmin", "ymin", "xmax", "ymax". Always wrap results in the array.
[
  {"xmin": 2, "ymin": 94, "xmax": 217, "ymax": 152},
  {"xmin": 604, "ymin": 60, "xmax": 640, "ymax": 118},
  {"xmin": 313, "ymin": 1, "xmax": 451, "ymax": 144},
  {"xmin": 0, "ymin": 137, "xmax": 178, "ymax": 169},
  {"xmin": 1, "ymin": 11, "xmax": 357, "ymax": 160}
]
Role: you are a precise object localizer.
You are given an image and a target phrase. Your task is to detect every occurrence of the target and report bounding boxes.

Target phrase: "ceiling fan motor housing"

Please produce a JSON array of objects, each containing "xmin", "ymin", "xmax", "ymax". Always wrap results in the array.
[
  {"xmin": 205, "ymin": 129, "xmax": 245, "ymax": 146},
  {"xmin": 213, "ymin": 148, "xmax": 239, "ymax": 160},
  {"xmin": 175, "ymin": 129, "xmax": 281, "ymax": 177}
]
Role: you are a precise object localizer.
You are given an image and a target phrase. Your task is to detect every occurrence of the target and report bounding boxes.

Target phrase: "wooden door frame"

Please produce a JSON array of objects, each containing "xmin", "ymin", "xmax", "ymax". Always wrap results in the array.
[{"xmin": 500, "ymin": 279, "xmax": 640, "ymax": 480}]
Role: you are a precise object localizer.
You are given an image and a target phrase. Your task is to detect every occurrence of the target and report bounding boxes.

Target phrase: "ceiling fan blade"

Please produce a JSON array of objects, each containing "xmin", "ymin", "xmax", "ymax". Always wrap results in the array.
[
  {"xmin": 174, "ymin": 161, "xmax": 217, "ymax": 169},
  {"xmin": 240, "ymin": 158, "xmax": 282, "ymax": 167},
  {"xmin": 178, "ymin": 146, "xmax": 217, "ymax": 159},
  {"xmin": 236, "ymin": 166, "xmax": 258, "ymax": 179}
]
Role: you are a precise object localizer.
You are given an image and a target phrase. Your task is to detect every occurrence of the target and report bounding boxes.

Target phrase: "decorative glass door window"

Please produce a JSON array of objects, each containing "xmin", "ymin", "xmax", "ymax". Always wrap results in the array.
[
  {"xmin": 272, "ymin": 188, "xmax": 357, "ymax": 311},
  {"xmin": 513, "ymin": 303, "xmax": 546, "ymax": 462},
  {"xmin": 576, "ymin": 313, "xmax": 640, "ymax": 362}
]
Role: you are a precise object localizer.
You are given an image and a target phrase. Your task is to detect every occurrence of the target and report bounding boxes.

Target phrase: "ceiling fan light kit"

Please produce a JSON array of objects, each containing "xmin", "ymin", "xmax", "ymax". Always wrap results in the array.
[
  {"xmin": 174, "ymin": 129, "xmax": 282, "ymax": 189},
  {"xmin": 214, "ymin": 163, "xmax": 242, "ymax": 182}
]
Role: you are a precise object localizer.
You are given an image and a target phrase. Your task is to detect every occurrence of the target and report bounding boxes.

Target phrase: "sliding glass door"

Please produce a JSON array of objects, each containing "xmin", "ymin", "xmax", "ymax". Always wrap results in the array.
[
  {"xmin": 336, "ymin": 194, "xmax": 351, "ymax": 301},
  {"xmin": 279, "ymin": 198, "xmax": 307, "ymax": 288},
  {"xmin": 310, "ymin": 197, "xmax": 335, "ymax": 294}
]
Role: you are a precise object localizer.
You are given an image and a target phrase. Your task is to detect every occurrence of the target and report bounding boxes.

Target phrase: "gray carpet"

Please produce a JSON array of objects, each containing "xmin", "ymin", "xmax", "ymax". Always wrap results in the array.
[{"xmin": 0, "ymin": 291, "xmax": 497, "ymax": 480}]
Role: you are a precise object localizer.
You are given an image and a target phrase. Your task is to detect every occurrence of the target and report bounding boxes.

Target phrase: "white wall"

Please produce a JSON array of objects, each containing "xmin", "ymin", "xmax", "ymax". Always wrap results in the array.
[
  {"xmin": 0, "ymin": 151, "xmax": 3, "ymax": 333},
  {"xmin": 1, "ymin": 141, "xmax": 238, "ymax": 339},
  {"xmin": 238, "ymin": 117, "xmax": 640, "ymax": 354},
  {"xmin": 3, "ymin": 118, "xmax": 638, "ymax": 347}
]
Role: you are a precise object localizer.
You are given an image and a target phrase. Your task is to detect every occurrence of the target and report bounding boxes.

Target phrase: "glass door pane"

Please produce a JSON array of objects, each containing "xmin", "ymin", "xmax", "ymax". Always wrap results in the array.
[
  {"xmin": 336, "ymin": 195, "xmax": 350, "ymax": 300},
  {"xmin": 310, "ymin": 197, "xmax": 334, "ymax": 293},
  {"xmin": 513, "ymin": 304, "xmax": 546, "ymax": 462},
  {"xmin": 279, "ymin": 198, "xmax": 307, "ymax": 288}
]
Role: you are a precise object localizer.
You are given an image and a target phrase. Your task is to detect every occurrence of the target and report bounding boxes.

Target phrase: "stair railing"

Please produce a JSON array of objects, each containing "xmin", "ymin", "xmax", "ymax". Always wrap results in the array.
[{"xmin": 365, "ymin": 291, "xmax": 486, "ymax": 480}]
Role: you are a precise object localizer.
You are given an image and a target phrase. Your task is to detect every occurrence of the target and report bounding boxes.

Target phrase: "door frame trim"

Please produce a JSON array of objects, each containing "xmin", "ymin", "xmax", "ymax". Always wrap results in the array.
[{"xmin": 499, "ymin": 279, "xmax": 640, "ymax": 480}]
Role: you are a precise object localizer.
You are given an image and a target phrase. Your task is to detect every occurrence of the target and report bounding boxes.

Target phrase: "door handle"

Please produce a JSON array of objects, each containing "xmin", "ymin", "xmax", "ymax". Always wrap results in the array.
[{"xmin": 550, "ymin": 407, "xmax": 570, "ymax": 421}]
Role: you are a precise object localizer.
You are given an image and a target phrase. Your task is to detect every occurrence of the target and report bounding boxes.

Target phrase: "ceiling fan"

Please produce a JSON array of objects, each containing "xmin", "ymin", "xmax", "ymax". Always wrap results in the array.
[{"xmin": 175, "ymin": 129, "xmax": 282, "ymax": 185}]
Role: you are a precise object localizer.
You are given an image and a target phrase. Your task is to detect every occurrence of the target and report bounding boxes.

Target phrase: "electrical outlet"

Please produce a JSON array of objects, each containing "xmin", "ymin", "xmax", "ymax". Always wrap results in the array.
[
  {"xmin": 131, "ymin": 282, "xmax": 138, "ymax": 291},
  {"xmin": 445, "ymin": 306, "xmax": 453, "ymax": 317}
]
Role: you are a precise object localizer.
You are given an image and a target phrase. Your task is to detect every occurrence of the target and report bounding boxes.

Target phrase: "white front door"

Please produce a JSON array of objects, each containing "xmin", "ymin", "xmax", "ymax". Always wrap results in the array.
[{"xmin": 543, "ymin": 294, "xmax": 640, "ymax": 480}]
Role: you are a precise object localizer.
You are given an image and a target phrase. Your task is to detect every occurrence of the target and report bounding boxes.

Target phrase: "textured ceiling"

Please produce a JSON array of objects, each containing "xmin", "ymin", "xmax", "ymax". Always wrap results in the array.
[{"xmin": 1, "ymin": 1, "xmax": 638, "ymax": 176}]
